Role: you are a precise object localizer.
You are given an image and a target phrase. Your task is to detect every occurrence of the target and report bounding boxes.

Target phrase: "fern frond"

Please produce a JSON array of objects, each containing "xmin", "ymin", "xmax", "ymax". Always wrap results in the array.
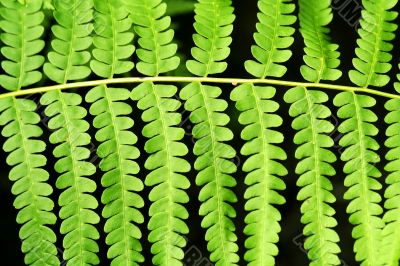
[
  {"xmin": 186, "ymin": 0, "xmax": 235, "ymax": 76},
  {"xmin": 286, "ymin": 1, "xmax": 342, "ymax": 264},
  {"xmin": 333, "ymin": 1, "xmax": 390, "ymax": 262},
  {"xmin": 380, "ymin": 67, "xmax": 400, "ymax": 266},
  {"xmin": 132, "ymin": 82, "xmax": 190, "ymax": 266},
  {"xmin": 0, "ymin": 0, "xmax": 45, "ymax": 91},
  {"xmin": 181, "ymin": 2, "xmax": 239, "ymax": 265},
  {"xmin": 0, "ymin": 1, "xmax": 59, "ymax": 265},
  {"xmin": 129, "ymin": 0, "xmax": 180, "ymax": 76},
  {"xmin": 86, "ymin": 0, "xmax": 144, "ymax": 265},
  {"xmin": 40, "ymin": 90, "xmax": 100, "ymax": 265},
  {"xmin": 181, "ymin": 83, "xmax": 239, "ymax": 265},
  {"xmin": 285, "ymin": 87, "xmax": 340, "ymax": 266},
  {"xmin": 39, "ymin": 1, "xmax": 100, "ymax": 264},
  {"xmin": 333, "ymin": 92, "xmax": 383, "ymax": 265},
  {"xmin": 0, "ymin": 97, "xmax": 59, "ymax": 266},
  {"xmin": 129, "ymin": 2, "xmax": 190, "ymax": 265},
  {"xmin": 349, "ymin": 0, "xmax": 398, "ymax": 88},
  {"xmin": 86, "ymin": 85, "xmax": 144, "ymax": 266},
  {"xmin": 43, "ymin": 0, "xmax": 93, "ymax": 83},
  {"xmin": 299, "ymin": 0, "xmax": 341, "ymax": 82},
  {"xmin": 245, "ymin": 0, "xmax": 296, "ymax": 78},
  {"xmin": 231, "ymin": 84, "xmax": 286, "ymax": 266},
  {"xmin": 91, "ymin": 0, "xmax": 134, "ymax": 79}
]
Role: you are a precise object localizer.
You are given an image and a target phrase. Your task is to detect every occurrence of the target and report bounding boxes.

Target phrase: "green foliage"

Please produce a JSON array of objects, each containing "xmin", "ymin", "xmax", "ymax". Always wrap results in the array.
[
  {"xmin": 245, "ymin": 0, "xmax": 296, "ymax": 78},
  {"xmin": 129, "ymin": 0, "xmax": 180, "ymax": 76},
  {"xmin": 299, "ymin": 0, "xmax": 341, "ymax": 82},
  {"xmin": 285, "ymin": 87, "xmax": 340, "ymax": 266},
  {"xmin": 129, "ymin": 2, "xmax": 190, "ymax": 265},
  {"xmin": 181, "ymin": 1, "xmax": 239, "ymax": 265},
  {"xmin": 0, "ymin": 97, "xmax": 59, "ymax": 266},
  {"xmin": 349, "ymin": 0, "xmax": 398, "ymax": 87},
  {"xmin": 132, "ymin": 82, "xmax": 190, "ymax": 266},
  {"xmin": 380, "ymin": 65, "xmax": 400, "ymax": 266},
  {"xmin": 181, "ymin": 82, "xmax": 239, "ymax": 265},
  {"xmin": 231, "ymin": 84, "xmax": 286, "ymax": 266},
  {"xmin": 44, "ymin": 0, "xmax": 93, "ymax": 83},
  {"xmin": 86, "ymin": 85, "xmax": 144, "ymax": 266},
  {"xmin": 186, "ymin": 0, "xmax": 235, "ymax": 76},
  {"xmin": 87, "ymin": 0, "xmax": 144, "ymax": 265},
  {"xmin": 286, "ymin": 1, "xmax": 342, "ymax": 265},
  {"xmin": 91, "ymin": 0, "xmax": 134, "ymax": 79},
  {"xmin": 332, "ymin": 1, "xmax": 398, "ymax": 265},
  {"xmin": 382, "ymin": 97, "xmax": 400, "ymax": 266},
  {"xmin": 2, "ymin": 0, "xmax": 400, "ymax": 266},
  {"xmin": 41, "ymin": 90, "xmax": 100, "ymax": 265},
  {"xmin": 0, "ymin": 0, "xmax": 45, "ymax": 90},
  {"xmin": 0, "ymin": 1, "xmax": 58, "ymax": 265},
  {"xmin": 334, "ymin": 92, "xmax": 383, "ymax": 266}
]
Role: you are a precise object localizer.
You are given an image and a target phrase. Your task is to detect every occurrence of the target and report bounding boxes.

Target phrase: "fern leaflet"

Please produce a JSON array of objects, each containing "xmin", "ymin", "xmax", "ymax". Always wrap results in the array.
[
  {"xmin": 245, "ymin": 0, "xmax": 296, "ymax": 78},
  {"xmin": 230, "ymin": 0, "xmax": 297, "ymax": 264},
  {"xmin": 380, "ymin": 65, "xmax": 400, "ymax": 265},
  {"xmin": 41, "ymin": 0, "xmax": 100, "ymax": 265},
  {"xmin": 0, "ymin": 1, "xmax": 59, "ymax": 265},
  {"xmin": 181, "ymin": 1, "xmax": 239, "ymax": 265},
  {"xmin": 130, "ymin": 1, "xmax": 190, "ymax": 265},
  {"xmin": 284, "ymin": 1, "xmax": 341, "ymax": 265},
  {"xmin": 332, "ymin": 0, "xmax": 398, "ymax": 264},
  {"xmin": 334, "ymin": 92, "xmax": 383, "ymax": 266},
  {"xmin": 231, "ymin": 84, "xmax": 286, "ymax": 266},
  {"xmin": 86, "ymin": 0, "xmax": 144, "ymax": 265},
  {"xmin": 349, "ymin": 0, "xmax": 398, "ymax": 87}
]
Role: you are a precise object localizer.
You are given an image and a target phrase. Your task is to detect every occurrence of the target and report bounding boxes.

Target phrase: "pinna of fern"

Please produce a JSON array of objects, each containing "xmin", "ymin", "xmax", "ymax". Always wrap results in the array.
[
  {"xmin": 380, "ymin": 64, "xmax": 400, "ymax": 266},
  {"xmin": 230, "ymin": 0, "xmax": 294, "ymax": 265},
  {"xmin": 181, "ymin": 0, "xmax": 239, "ymax": 265},
  {"xmin": 86, "ymin": 0, "xmax": 145, "ymax": 265},
  {"xmin": 284, "ymin": 0, "xmax": 342, "ymax": 265},
  {"xmin": 2, "ymin": 0, "xmax": 400, "ymax": 265},
  {"xmin": 129, "ymin": 0, "xmax": 191, "ymax": 265},
  {"xmin": 334, "ymin": 0, "xmax": 398, "ymax": 265},
  {"xmin": 0, "ymin": 0, "xmax": 59, "ymax": 265},
  {"xmin": 41, "ymin": 0, "xmax": 101, "ymax": 265}
]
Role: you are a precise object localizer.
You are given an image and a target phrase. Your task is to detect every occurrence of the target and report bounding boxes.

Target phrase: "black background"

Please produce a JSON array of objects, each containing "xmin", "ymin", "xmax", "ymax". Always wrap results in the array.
[{"xmin": 0, "ymin": 0, "xmax": 399, "ymax": 265}]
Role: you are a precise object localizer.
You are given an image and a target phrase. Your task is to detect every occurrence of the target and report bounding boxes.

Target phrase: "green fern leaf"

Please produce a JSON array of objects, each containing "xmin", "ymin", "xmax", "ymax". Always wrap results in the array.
[
  {"xmin": 232, "ymin": 0, "xmax": 297, "ymax": 264},
  {"xmin": 43, "ymin": 0, "xmax": 93, "ymax": 83},
  {"xmin": 86, "ymin": 85, "xmax": 144, "ymax": 266},
  {"xmin": 91, "ymin": 0, "xmax": 134, "ymax": 78},
  {"xmin": 86, "ymin": 1, "xmax": 145, "ymax": 264},
  {"xmin": 348, "ymin": 0, "xmax": 398, "ymax": 87},
  {"xmin": 285, "ymin": 87, "xmax": 340, "ymax": 266},
  {"xmin": 0, "ymin": 97, "xmax": 59, "ymax": 266},
  {"xmin": 129, "ymin": 0, "xmax": 180, "ymax": 76},
  {"xmin": 132, "ymin": 82, "xmax": 190, "ymax": 266},
  {"xmin": 245, "ymin": 0, "xmax": 296, "ymax": 78},
  {"xmin": 299, "ymin": 0, "xmax": 341, "ymax": 82},
  {"xmin": 130, "ymin": 2, "xmax": 190, "ymax": 265},
  {"xmin": 333, "ymin": 1, "xmax": 393, "ymax": 264},
  {"xmin": 380, "ymin": 66, "xmax": 400, "ymax": 266},
  {"xmin": 39, "ymin": 1, "xmax": 100, "ymax": 264},
  {"xmin": 333, "ymin": 92, "xmax": 383, "ymax": 266},
  {"xmin": 0, "ymin": 1, "xmax": 59, "ymax": 265},
  {"xmin": 285, "ymin": 1, "xmax": 342, "ymax": 264},
  {"xmin": 181, "ymin": 83, "xmax": 239, "ymax": 265},
  {"xmin": 181, "ymin": 1, "xmax": 239, "ymax": 265},
  {"xmin": 40, "ymin": 90, "xmax": 100, "ymax": 265},
  {"xmin": 186, "ymin": 0, "xmax": 235, "ymax": 76},
  {"xmin": 0, "ymin": 0, "xmax": 45, "ymax": 90},
  {"xmin": 231, "ymin": 84, "xmax": 286, "ymax": 266}
]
